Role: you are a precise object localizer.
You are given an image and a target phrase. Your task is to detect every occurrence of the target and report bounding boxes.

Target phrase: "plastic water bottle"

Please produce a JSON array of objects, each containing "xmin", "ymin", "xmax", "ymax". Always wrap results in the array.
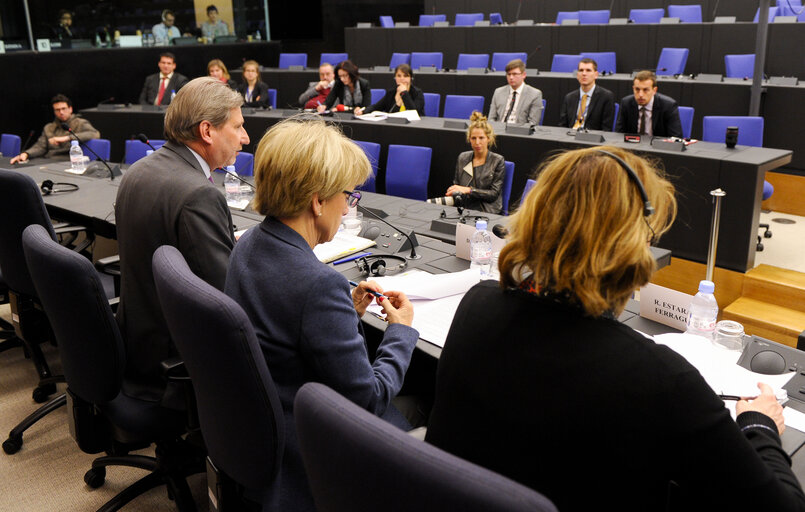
[
  {"xmin": 470, "ymin": 219, "xmax": 493, "ymax": 278},
  {"xmin": 686, "ymin": 280, "xmax": 719, "ymax": 339},
  {"xmin": 224, "ymin": 166, "xmax": 240, "ymax": 204},
  {"xmin": 170, "ymin": 89, "xmax": 176, "ymax": 102},
  {"xmin": 145, "ymin": 150, "xmax": 153, "ymax": 157},
  {"xmin": 69, "ymin": 140, "xmax": 85, "ymax": 172}
]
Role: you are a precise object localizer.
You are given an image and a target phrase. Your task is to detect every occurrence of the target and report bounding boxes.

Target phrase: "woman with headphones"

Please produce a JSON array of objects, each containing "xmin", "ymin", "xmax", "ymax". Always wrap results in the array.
[{"xmin": 354, "ymin": 63, "xmax": 425, "ymax": 116}]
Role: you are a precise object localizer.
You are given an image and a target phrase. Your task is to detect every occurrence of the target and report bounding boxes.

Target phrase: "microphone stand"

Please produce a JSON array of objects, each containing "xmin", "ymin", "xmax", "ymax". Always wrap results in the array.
[
  {"xmin": 61, "ymin": 122, "xmax": 119, "ymax": 180},
  {"xmin": 136, "ymin": 133, "xmax": 157, "ymax": 152},
  {"xmin": 358, "ymin": 204, "xmax": 421, "ymax": 260}
]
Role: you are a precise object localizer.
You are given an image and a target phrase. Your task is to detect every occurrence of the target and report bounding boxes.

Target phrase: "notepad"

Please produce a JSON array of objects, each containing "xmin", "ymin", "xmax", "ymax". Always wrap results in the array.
[{"xmin": 313, "ymin": 232, "xmax": 376, "ymax": 263}]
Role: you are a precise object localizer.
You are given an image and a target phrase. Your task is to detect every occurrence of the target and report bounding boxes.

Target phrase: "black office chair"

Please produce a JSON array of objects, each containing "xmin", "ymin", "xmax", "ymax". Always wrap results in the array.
[
  {"xmin": 22, "ymin": 224, "xmax": 204, "ymax": 511},
  {"xmin": 152, "ymin": 245, "xmax": 285, "ymax": 511},
  {"xmin": 294, "ymin": 382, "xmax": 559, "ymax": 512}
]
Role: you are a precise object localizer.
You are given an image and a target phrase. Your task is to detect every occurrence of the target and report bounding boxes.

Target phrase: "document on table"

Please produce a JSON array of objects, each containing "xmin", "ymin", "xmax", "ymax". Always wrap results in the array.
[
  {"xmin": 313, "ymin": 232, "xmax": 376, "ymax": 263},
  {"xmin": 355, "ymin": 110, "xmax": 421, "ymax": 122}
]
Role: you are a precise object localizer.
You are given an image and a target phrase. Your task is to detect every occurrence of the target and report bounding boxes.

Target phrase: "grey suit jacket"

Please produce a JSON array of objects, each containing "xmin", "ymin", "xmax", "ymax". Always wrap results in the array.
[
  {"xmin": 488, "ymin": 83, "xmax": 543, "ymax": 125},
  {"xmin": 115, "ymin": 140, "xmax": 235, "ymax": 401},
  {"xmin": 138, "ymin": 72, "xmax": 189, "ymax": 105}
]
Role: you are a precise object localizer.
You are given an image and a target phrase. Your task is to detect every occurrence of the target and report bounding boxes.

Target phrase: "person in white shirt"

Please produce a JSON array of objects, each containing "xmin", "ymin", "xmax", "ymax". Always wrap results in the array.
[
  {"xmin": 138, "ymin": 52, "xmax": 189, "ymax": 106},
  {"xmin": 151, "ymin": 9, "xmax": 181, "ymax": 46},
  {"xmin": 487, "ymin": 59, "xmax": 543, "ymax": 125},
  {"xmin": 558, "ymin": 57, "xmax": 616, "ymax": 131}
]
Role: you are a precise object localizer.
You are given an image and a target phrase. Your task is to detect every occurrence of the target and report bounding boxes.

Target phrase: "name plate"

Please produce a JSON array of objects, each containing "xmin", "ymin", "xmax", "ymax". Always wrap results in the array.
[
  {"xmin": 356, "ymin": 22, "xmax": 372, "ymax": 28},
  {"xmin": 467, "ymin": 67, "xmax": 487, "ymax": 74},
  {"xmin": 97, "ymin": 104, "xmax": 120, "ymax": 111},
  {"xmin": 141, "ymin": 104, "xmax": 163, "ymax": 112},
  {"xmin": 697, "ymin": 73, "xmax": 724, "ymax": 83},
  {"xmin": 288, "ymin": 65, "xmax": 305, "ymax": 71},
  {"xmin": 505, "ymin": 124, "xmax": 534, "ymax": 136},
  {"xmin": 769, "ymin": 76, "xmax": 799, "ymax": 86},
  {"xmin": 434, "ymin": 21, "xmax": 449, "ymax": 27},
  {"xmin": 651, "ymin": 139, "xmax": 686, "ymax": 152},
  {"xmin": 515, "ymin": 19, "xmax": 534, "ymax": 26},
  {"xmin": 385, "ymin": 116, "xmax": 410, "ymax": 124},
  {"xmin": 444, "ymin": 120, "xmax": 469, "ymax": 129},
  {"xmin": 575, "ymin": 131, "xmax": 605, "ymax": 143},
  {"xmin": 639, "ymin": 283, "xmax": 693, "ymax": 331},
  {"xmin": 241, "ymin": 107, "xmax": 256, "ymax": 115}
]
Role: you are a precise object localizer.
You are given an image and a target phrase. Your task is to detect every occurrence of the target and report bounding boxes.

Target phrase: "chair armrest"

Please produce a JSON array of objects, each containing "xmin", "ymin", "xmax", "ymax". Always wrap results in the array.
[
  {"xmin": 161, "ymin": 357, "xmax": 200, "ymax": 431},
  {"xmin": 95, "ymin": 255, "xmax": 120, "ymax": 275}
]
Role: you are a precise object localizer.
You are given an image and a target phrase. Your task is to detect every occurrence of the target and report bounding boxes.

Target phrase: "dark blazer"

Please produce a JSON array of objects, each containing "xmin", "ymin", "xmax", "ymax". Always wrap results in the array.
[
  {"xmin": 363, "ymin": 85, "xmax": 425, "ymax": 116},
  {"xmin": 453, "ymin": 150, "xmax": 505, "ymax": 214},
  {"xmin": 615, "ymin": 92, "xmax": 683, "ymax": 138},
  {"xmin": 225, "ymin": 216, "xmax": 418, "ymax": 511},
  {"xmin": 138, "ymin": 72, "xmax": 189, "ymax": 105},
  {"xmin": 115, "ymin": 141, "xmax": 235, "ymax": 401},
  {"xmin": 237, "ymin": 80, "xmax": 270, "ymax": 108},
  {"xmin": 426, "ymin": 280, "xmax": 805, "ymax": 511},
  {"xmin": 323, "ymin": 77, "xmax": 371, "ymax": 109},
  {"xmin": 558, "ymin": 85, "xmax": 616, "ymax": 131}
]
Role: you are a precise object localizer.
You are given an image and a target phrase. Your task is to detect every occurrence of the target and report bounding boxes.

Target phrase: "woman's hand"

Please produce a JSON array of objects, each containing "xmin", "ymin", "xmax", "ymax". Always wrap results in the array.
[
  {"xmin": 316, "ymin": 104, "xmax": 326, "ymax": 113},
  {"xmin": 354, "ymin": 107, "xmax": 364, "ymax": 116},
  {"xmin": 378, "ymin": 290, "xmax": 414, "ymax": 326},
  {"xmin": 736, "ymin": 382, "xmax": 785, "ymax": 434},
  {"xmin": 352, "ymin": 280, "xmax": 383, "ymax": 317},
  {"xmin": 396, "ymin": 83, "xmax": 408, "ymax": 95},
  {"xmin": 445, "ymin": 185, "xmax": 471, "ymax": 196}
]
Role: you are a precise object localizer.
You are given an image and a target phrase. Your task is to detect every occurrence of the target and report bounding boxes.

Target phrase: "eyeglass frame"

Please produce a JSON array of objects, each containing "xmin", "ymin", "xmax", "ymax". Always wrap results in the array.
[{"xmin": 343, "ymin": 190, "xmax": 362, "ymax": 208}]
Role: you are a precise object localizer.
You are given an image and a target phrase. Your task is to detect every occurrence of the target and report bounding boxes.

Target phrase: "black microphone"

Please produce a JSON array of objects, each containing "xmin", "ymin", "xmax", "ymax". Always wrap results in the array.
[
  {"xmin": 21, "ymin": 130, "xmax": 35, "ymax": 153},
  {"xmin": 136, "ymin": 133, "xmax": 158, "ymax": 152},
  {"xmin": 97, "ymin": 97, "xmax": 115, "ymax": 105},
  {"xmin": 492, "ymin": 224, "xmax": 509, "ymax": 238},
  {"xmin": 357, "ymin": 204, "xmax": 421, "ymax": 260},
  {"xmin": 219, "ymin": 167, "xmax": 256, "ymax": 189},
  {"xmin": 61, "ymin": 122, "xmax": 120, "ymax": 180},
  {"xmin": 514, "ymin": 0, "xmax": 522, "ymax": 22}
]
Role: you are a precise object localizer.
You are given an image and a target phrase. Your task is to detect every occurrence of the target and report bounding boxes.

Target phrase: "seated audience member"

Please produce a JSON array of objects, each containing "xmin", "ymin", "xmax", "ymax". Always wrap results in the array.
[
  {"xmin": 354, "ymin": 63, "xmax": 425, "ymax": 116},
  {"xmin": 426, "ymin": 146, "xmax": 805, "ymax": 511},
  {"xmin": 615, "ymin": 70, "xmax": 682, "ymax": 138},
  {"xmin": 225, "ymin": 117, "xmax": 418, "ymax": 512},
  {"xmin": 317, "ymin": 60, "xmax": 371, "ymax": 112},
  {"xmin": 558, "ymin": 57, "xmax": 616, "ymax": 131},
  {"xmin": 299, "ymin": 63, "xmax": 335, "ymax": 109},
  {"xmin": 200, "ymin": 4, "xmax": 228, "ymax": 41},
  {"xmin": 238, "ymin": 59, "xmax": 270, "ymax": 108},
  {"xmin": 488, "ymin": 59, "xmax": 543, "ymax": 125},
  {"xmin": 152, "ymin": 9, "xmax": 181, "ymax": 45},
  {"xmin": 10, "ymin": 94, "xmax": 99, "ymax": 164},
  {"xmin": 53, "ymin": 9, "xmax": 76, "ymax": 42},
  {"xmin": 139, "ymin": 52, "xmax": 189, "ymax": 106},
  {"xmin": 207, "ymin": 58, "xmax": 237, "ymax": 89},
  {"xmin": 430, "ymin": 112, "xmax": 504, "ymax": 213}
]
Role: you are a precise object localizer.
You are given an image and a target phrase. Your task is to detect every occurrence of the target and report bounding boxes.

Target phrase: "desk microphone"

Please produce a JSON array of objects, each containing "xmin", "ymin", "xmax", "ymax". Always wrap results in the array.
[
  {"xmin": 20, "ymin": 129, "xmax": 35, "ymax": 154},
  {"xmin": 61, "ymin": 122, "xmax": 120, "ymax": 181},
  {"xmin": 492, "ymin": 224, "xmax": 509, "ymax": 238},
  {"xmin": 357, "ymin": 204, "xmax": 421, "ymax": 260},
  {"xmin": 98, "ymin": 97, "xmax": 116, "ymax": 105},
  {"xmin": 136, "ymin": 133, "xmax": 158, "ymax": 152}
]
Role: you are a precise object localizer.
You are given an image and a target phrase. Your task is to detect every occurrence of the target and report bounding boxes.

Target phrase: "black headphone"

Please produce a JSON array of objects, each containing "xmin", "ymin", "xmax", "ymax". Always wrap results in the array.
[
  {"xmin": 594, "ymin": 149, "xmax": 654, "ymax": 217},
  {"xmin": 355, "ymin": 255, "xmax": 407, "ymax": 277},
  {"xmin": 40, "ymin": 180, "xmax": 79, "ymax": 195}
]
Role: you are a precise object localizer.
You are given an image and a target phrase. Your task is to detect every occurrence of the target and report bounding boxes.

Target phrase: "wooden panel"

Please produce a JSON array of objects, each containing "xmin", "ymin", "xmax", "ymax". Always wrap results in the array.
[
  {"xmin": 742, "ymin": 264, "xmax": 805, "ymax": 309},
  {"xmin": 763, "ymin": 172, "xmax": 805, "ymax": 217},
  {"xmin": 650, "ymin": 256, "xmax": 744, "ymax": 312},
  {"xmin": 723, "ymin": 297, "xmax": 805, "ymax": 348}
]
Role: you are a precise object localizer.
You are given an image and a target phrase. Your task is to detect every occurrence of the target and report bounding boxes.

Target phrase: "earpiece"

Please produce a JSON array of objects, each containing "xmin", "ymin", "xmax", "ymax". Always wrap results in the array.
[{"xmin": 355, "ymin": 255, "xmax": 407, "ymax": 277}]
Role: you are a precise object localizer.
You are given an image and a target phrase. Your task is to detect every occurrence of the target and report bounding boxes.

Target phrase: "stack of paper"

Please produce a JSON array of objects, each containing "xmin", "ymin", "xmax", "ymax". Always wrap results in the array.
[{"xmin": 313, "ymin": 232, "xmax": 376, "ymax": 263}]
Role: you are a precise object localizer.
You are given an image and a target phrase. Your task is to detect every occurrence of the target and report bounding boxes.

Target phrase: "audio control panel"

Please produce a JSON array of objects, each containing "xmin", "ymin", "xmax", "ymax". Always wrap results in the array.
[{"xmin": 737, "ymin": 335, "xmax": 805, "ymax": 413}]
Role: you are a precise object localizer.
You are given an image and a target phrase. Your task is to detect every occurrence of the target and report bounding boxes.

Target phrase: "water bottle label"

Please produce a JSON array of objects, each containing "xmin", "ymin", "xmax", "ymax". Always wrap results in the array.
[{"xmin": 689, "ymin": 316, "xmax": 716, "ymax": 332}]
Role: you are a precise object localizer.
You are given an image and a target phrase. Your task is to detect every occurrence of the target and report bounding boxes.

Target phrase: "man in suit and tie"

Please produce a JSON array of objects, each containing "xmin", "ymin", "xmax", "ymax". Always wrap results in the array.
[
  {"xmin": 487, "ymin": 59, "xmax": 543, "ymax": 125},
  {"xmin": 615, "ymin": 70, "xmax": 683, "ymax": 138},
  {"xmin": 116, "ymin": 77, "xmax": 248, "ymax": 403},
  {"xmin": 138, "ymin": 52, "xmax": 189, "ymax": 106},
  {"xmin": 558, "ymin": 58, "xmax": 616, "ymax": 131}
]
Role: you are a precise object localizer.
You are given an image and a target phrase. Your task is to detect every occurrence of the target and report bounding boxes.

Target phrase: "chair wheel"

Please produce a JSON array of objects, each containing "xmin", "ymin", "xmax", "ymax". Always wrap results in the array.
[
  {"xmin": 84, "ymin": 467, "xmax": 106, "ymax": 488},
  {"xmin": 764, "ymin": 231, "xmax": 772, "ymax": 239},
  {"xmin": 32, "ymin": 383, "xmax": 56, "ymax": 403},
  {"xmin": 757, "ymin": 242, "xmax": 764, "ymax": 251},
  {"xmin": 3, "ymin": 435, "xmax": 22, "ymax": 454}
]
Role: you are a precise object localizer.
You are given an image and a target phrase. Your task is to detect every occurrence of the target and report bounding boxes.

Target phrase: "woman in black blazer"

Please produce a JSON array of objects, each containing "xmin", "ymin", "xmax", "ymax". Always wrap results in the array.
[
  {"xmin": 318, "ymin": 60, "xmax": 371, "ymax": 111},
  {"xmin": 354, "ymin": 63, "xmax": 425, "ymax": 116},
  {"xmin": 237, "ymin": 59, "xmax": 270, "ymax": 108}
]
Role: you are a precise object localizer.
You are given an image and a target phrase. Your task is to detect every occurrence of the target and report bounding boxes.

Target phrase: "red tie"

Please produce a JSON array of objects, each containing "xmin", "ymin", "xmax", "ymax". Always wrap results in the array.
[{"xmin": 156, "ymin": 76, "xmax": 168, "ymax": 105}]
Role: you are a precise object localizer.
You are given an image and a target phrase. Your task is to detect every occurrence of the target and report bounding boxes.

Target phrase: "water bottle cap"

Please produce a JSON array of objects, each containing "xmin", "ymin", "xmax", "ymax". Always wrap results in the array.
[
  {"xmin": 475, "ymin": 220, "xmax": 487, "ymax": 231},
  {"xmin": 698, "ymin": 280, "xmax": 715, "ymax": 294},
  {"xmin": 226, "ymin": 165, "xmax": 235, "ymax": 172},
  {"xmin": 70, "ymin": 140, "xmax": 79, "ymax": 146},
  {"xmin": 146, "ymin": 150, "xmax": 153, "ymax": 155}
]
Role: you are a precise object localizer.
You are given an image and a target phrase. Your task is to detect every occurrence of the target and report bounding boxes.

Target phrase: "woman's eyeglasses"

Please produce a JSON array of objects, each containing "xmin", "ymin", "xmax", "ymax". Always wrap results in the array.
[{"xmin": 343, "ymin": 190, "xmax": 362, "ymax": 208}]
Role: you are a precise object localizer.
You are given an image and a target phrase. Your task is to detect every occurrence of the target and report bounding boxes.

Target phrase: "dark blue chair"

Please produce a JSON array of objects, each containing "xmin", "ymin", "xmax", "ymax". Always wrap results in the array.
[
  {"xmin": 0, "ymin": 133, "xmax": 21, "ymax": 157},
  {"xmin": 81, "ymin": 138, "xmax": 111, "ymax": 161},
  {"xmin": 385, "ymin": 145, "xmax": 431, "ymax": 200},
  {"xmin": 379, "ymin": 15, "xmax": 394, "ymax": 28},
  {"xmin": 152, "ymin": 245, "xmax": 284, "ymax": 512},
  {"xmin": 776, "ymin": 0, "xmax": 803, "ymax": 16},
  {"xmin": 235, "ymin": 151, "xmax": 254, "ymax": 176},
  {"xmin": 370, "ymin": 88, "xmax": 386, "ymax": 105},
  {"xmin": 455, "ymin": 13, "xmax": 484, "ymax": 26},
  {"xmin": 501, "ymin": 161, "xmax": 515, "ymax": 215},
  {"xmin": 411, "ymin": 52, "xmax": 443, "ymax": 70},
  {"xmin": 321, "ymin": 53, "xmax": 348, "ymax": 66},
  {"xmin": 725, "ymin": 54, "xmax": 755, "ymax": 78},
  {"xmin": 629, "ymin": 8, "xmax": 665, "ymax": 23},
  {"xmin": 491, "ymin": 52, "xmax": 527, "ymax": 71},
  {"xmin": 702, "ymin": 116, "xmax": 764, "ymax": 147},
  {"xmin": 555, "ymin": 11, "xmax": 579, "ymax": 24},
  {"xmin": 279, "ymin": 53, "xmax": 307, "ymax": 69},
  {"xmin": 551, "ymin": 54, "xmax": 581, "ymax": 73},
  {"xmin": 419, "ymin": 14, "xmax": 446, "ymax": 26},
  {"xmin": 124, "ymin": 139, "xmax": 166, "ymax": 164},
  {"xmin": 295, "ymin": 383, "xmax": 559, "ymax": 512},
  {"xmin": 678, "ymin": 107, "xmax": 694, "ymax": 139},
  {"xmin": 423, "ymin": 93, "xmax": 441, "ymax": 117},
  {"xmin": 456, "ymin": 54, "xmax": 489, "ymax": 70},
  {"xmin": 389, "ymin": 52, "xmax": 411, "ymax": 69},
  {"xmin": 656, "ymin": 47, "xmax": 689, "ymax": 75},
  {"xmin": 753, "ymin": 6, "xmax": 778, "ymax": 22},
  {"xmin": 520, "ymin": 178, "xmax": 537, "ymax": 203},
  {"xmin": 490, "ymin": 12, "xmax": 504, "ymax": 25},
  {"xmin": 443, "ymin": 95, "xmax": 485, "ymax": 120},
  {"xmin": 580, "ymin": 52, "xmax": 616, "ymax": 74},
  {"xmin": 354, "ymin": 140, "xmax": 381, "ymax": 192},
  {"xmin": 540, "ymin": 99, "xmax": 546, "ymax": 126},
  {"xmin": 612, "ymin": 103, "xmax": 620, "ymax": 131},
  {"xmin": 578, "ymin": 10, "xmax": 610, "ymax": 24},
  {"xmin": 268, "ymin": 88, "xmax": 277, "ymax": 109},
  {"xmin": 668, "ymin": 4, "xmax": 703, "ymax": 22}
]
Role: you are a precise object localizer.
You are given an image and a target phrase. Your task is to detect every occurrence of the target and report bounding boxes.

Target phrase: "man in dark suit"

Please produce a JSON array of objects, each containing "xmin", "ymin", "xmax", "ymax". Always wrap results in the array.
[
  {"xmin": 116, "ymin": 77, "xmax": 248, "ymax": 402},
  {"xmin": 615, "ymin": 70, "xmax": 683, "ymax": 138},
  {"xmin": 558, "ymin": 58, "xmax": 616, "ymax": 131},
  {"xmin": 138, "ymin": 52, "xmax": 189, "ymax": 106}
]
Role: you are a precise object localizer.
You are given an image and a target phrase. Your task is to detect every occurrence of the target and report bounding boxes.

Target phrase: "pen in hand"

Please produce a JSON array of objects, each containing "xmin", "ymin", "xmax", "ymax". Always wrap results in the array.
[{"xmin": 348, "ymin": 280, "xmax": 385, "ymax": 299}]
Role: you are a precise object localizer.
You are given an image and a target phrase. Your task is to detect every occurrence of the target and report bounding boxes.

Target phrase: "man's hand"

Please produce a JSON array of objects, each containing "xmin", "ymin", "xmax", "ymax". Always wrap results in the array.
[
  {"xmin": 48, "ymin": 135, "xmax": 71, "ymax": 145},
  {"xmin": 10, "ymin": 153, "xmax": 29, "ymax": 164}
]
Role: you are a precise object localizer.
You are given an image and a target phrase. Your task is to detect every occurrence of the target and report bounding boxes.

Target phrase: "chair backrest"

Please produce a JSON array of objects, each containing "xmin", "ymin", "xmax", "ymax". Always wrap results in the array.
[
  {"xmin": 667, "ymin": 4, "xmax": 703, "ymax": 23},
  {"xmin": 152, "ymin": 245, "xmax": 285, "ymax": 491},
  {"xmin": 267, "ymin": 88, "xmax": 277, "ymax": 109},
  {"xmin": 539, "ymin": 99, "xmax": 546, "ymax": 126},
  {"xmin": 234, "ymin": 151, "xmax": 254, "ymax": 176},
  {"xmin": 278, "ymin": 53, "xmax": 307, "ymax": 69},
  {"xmin": 555, "ymin": 11, "xmax": 579, "ymax": 24},
  {"xmin": 370, "ymin": 88, "xmax": 386, "ymax": 105},
  {"xmin": 0, "ymin": 169, "xmax": 57, "ymax": 297},
  {"xmin": 354, "ymin": 140, "xmax": 380, "ymax": 192},
  {"xmin": 501, "ymin": 161, "xmax": 515, "ymax": 215},
  {"xmin": 321, "ymin": 53, "xmax": 348, "ymax": 66},
  {"xmin": 82, "ymin": 138, "xmax": 111, "ymax": 161},
  {"xmin": 385, "ymin": 144, "xmax": 431, "ymax": 200},
  {"xmin": 776, "ymin": 0, "xmax": 803, "ymax": 17},
  {"xmin": 22, "ymin": 224, "xmax": 124, "ymax": 403},
  {"xmin": 612, "ymin": 103, "xmax": 620, "ymax": 131},
  {"xmin": 580, "ymin": 52, "xmax": 616, "ymax": 74},
  {"xmin": 520, "ymin": 178, "xmax": 537, "ymax": 204},
  {"xmin": 702, "ymin": 116, "xmax": 764, "ymax": 147},
  {"xmin": 491, "ymin": 52, "xmax": 527, "ymax": 72},
  {"xmin": 389, "ymin": 52, "xmax": 411, "ymax": 69},
  {"xmin": 295, "ymin": 383, "xmax": 559, "ymax": 512},
  {"xmin": 419, "ymin": 14, "xmax": 446, "ymax": 26},
  {"xmin": 124, "ymin": 139, "xmax": 166, "ymax": 165},
  {"xmin": 678, "ymin": 106, "xmax": 694, "ymax": 139},
  {"xmin": 753, "ymin": 6, "xmax": 778, "ymax": 22},
  {"xmin": 629, "ymin": 8, "xmax": 665, "ymax": 23},
  {"xmin": 490, "ymin": 12, "xmax": 504, "ymax": 25},
  {"xmin": 443, "ymin": 95, "xmax": 485, "ymax": 120},
  {"xmin": 456, "ymin": 53, "xmax": 489, "ymax": 70},
  {"xmin": 0, "ymin": 133, "xmax": 21, "ymax": 157},
  {"xmin": 725, "ymin": 54, "xmax": 755, "ymax": 78},
  {"xmin": 423, "ymin": 93, "xmax": 441, "ymax": 117},
  {"xmin": 578, "ymin": 9, "xmax": 610, "ymax": 24},
  {"xmin": 551, "ymin": 54, "xmax": 581, "ymax": 73},
  {"xmin": 411, "ymin": 52, "xmax": 443, "ymax": 70},
  {"xmin": 454, "ymin": 13, "xmax": 484, "ymax": 26},
  {"xmin": 379, "ymin": 15, "xmax": 394, "ymax": 28},
  {"xmin": 656, "ymin": 47, "xmax": 689, "ymax": 75}
]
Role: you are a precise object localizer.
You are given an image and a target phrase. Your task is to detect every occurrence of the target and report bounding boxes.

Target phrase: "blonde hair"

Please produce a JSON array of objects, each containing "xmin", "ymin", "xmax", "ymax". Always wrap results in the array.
[
  {"xmin": 466, "ymin": 111, "xmax": 495, "ymax": 147},
  {"xmin": 207, "ymin": 58, "xmax": 230, "ymax": 80},
  {"xmin": 498, "ymin": 146, "xmax": 676, "ymax": 316},
  {"xmin": 252, "ymin": 116, "xmax": 372, "ymax": 218},
  {"xmin": 242, "ymin": 59, "xmax": 261, "ymax": 83},
  {"xmin": 164, "ymin": 77, "xmax": 243, "ymax": 143}
]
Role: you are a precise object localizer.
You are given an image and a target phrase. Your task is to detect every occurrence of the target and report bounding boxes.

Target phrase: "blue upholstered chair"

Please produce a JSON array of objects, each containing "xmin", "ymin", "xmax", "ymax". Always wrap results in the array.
[
  {"xmin": 612, "ymin": 103, "xmax": 620, "ymax": 131},
  {"xmin": 491, "ymin": 52, "xmax": 527, "ymax": 71},
  {"xmin": 578, "ymin": 10, "xmax": 610, "ymax": 24},
  {"xmin": 443, "ymin": 95, "xmax": 485, "ymax": 119},
  {"xmin": 0, "ymin": 133, "xmax": 21, "ymax": 157},
  {"xmin": 753, "ymin": 6, "xmax": 778, "ymax": 22},
  {"xmin": 490, "ymin": 12, "xmax": 504, "ymax": 25},
  {"xmin": 124, "ymin": 139, "xmax": 166, "ymax": 164},
  {"xmin": 702, "ymin": 116, "xmax": 764, "ymax": 147},
  {"xmin": 501, "ymin": 161, "xmax": 515, "ymax": 215},
  {"xmin": 725, "ymin": 54, "xmax": 756, "ymax": 79},
  {"xmin": 411, "ymin": 52, "xmax": 443, "ymax": 70},
  {"xmin": 456, "ymin": 53, "xmax": 489, "ymax": 70},
  {"xmin": 629, "ymin": 8, "xmax": 665, "ymax": 23},
  {"xmin": 234, "ymin": 151, "xmax": 254, "ymax": 176},
  {"xmin": 423, "ymin": 93, "xmax": 441, "ymax": 117},
  {"xmin": 354, "ymin": 140, "xmax": 381, "ymax": 192},
  {"xmin": 320, "ymin": 53, "xmax": 348, "ymax": 66},
  {"xmin": 379, "ymin": 16, "xmax": 394, "ymax": 28},
  {"xmin": 776, "ymin": 0, "xmax": 803, "ymax": 16},
  {"xmin": 455, "ymin": 13, "xmax": 484, "ymax": 26},
  {"xmin": 389, "ymin": 52, "xmax": 411, "ymax": 69},
  {"xmin": 278, "ymin": 53, "xmax": 307, "ymax": 69},
  {"xmin": 656, "ymin": 47, "xmax": 690, "ymax": 75},
  {"xmin": 370, "ymin": 88, "xmax": 386, "ymax": 105},
  {"xmin": 419, "ymin": 14, "xmax": 446, "ymax": 26},
  {"xmin": 551, "ymin": 54, "xmax": 581, "ymax": 73},
  {"xmin": 580, "ymin": 52, "xmax": 616, "ymax": 74},
  {"xmin": 540, "ymin": 99, "xmax": 546, "ymax": 126},
  {"xmin": 81, "ymin": 138, "xmax": 111, "ymax": 161},
  {"xmin": 668, "ymin": 4, "xmax": 703, "ymax": 22},
  {"xmin": 555, "ymin": 11, "xmax": 579, "ymax": 24},
  {"xmin": 267, "ymin": 88, "xmax": 277, "ymax": 109},
  {"xmin": 678, "ymin": 106, "xmax": 694, "ymax": 139},
  {"xmin": 385, "ymin": 145, "xmax": 431, "ymax": 200},
  {"xmin": 521, "ymin": 178, "xmax": 537, "ymax": 204}
]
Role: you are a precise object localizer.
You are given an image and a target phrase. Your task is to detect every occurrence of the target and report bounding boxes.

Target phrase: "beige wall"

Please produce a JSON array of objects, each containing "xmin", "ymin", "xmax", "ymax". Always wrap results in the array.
[{"xmin": 193, "ymin": 0, "xmax": 234, "ymax": 34}]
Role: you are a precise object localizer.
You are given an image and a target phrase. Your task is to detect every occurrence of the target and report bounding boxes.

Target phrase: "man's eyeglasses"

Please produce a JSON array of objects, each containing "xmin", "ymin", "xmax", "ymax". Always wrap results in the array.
[{"xmin": 344, "ymin": 190, "xmax": 361, "ymax": 208}]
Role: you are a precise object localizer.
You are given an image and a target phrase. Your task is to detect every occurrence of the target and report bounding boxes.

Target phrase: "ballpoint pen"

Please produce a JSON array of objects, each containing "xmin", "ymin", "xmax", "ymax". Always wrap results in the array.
[
  {"xmin": 332, "ymin": 252, "xmax": 371, "ymax": 265},
  {"xmin": 348, "ymin": 280, "xmax": 385, "ymax": 299}
]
